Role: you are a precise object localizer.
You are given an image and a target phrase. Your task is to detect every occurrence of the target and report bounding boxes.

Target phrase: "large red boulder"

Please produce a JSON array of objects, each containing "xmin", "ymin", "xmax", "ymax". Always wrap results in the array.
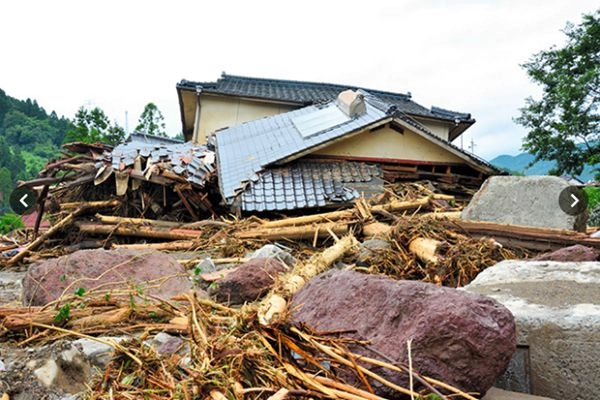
[
  {"xmin": 290, "ymin": 270, "xmax": 516, "ymax": 398},
  {"xmin": 533, "ymin": 244, "xmax": 599, "ymax": 262},
  {"xmin": 23, "ymin": 249, "xmax": 194, "ymax": 306},
  {"xmin": 212, "ymin": 258, "xmax": 287, "ymax": 305}
]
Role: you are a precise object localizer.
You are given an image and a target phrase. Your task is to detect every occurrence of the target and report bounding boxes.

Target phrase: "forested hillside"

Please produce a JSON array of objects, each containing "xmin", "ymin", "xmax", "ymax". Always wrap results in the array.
[{"xmin": 0, "ymin": 89, "xmax": 72, "ymax": 210}]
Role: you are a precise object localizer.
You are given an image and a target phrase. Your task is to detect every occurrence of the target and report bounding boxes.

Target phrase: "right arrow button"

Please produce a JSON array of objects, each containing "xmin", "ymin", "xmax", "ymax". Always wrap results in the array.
[{"xmin": 559, "ymin": 186, "xmax": 587, "ymax": 216}]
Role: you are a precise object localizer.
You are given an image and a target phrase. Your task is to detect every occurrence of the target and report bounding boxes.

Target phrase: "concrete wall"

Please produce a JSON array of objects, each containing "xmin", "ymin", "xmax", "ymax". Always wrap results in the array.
[
  {"xmin": 194, "ymin": 95, "xmax": 296, "ymax": 144},
  {"xmin": 313, "ymin": 125, "xmax": 464, "ymax": 164}
]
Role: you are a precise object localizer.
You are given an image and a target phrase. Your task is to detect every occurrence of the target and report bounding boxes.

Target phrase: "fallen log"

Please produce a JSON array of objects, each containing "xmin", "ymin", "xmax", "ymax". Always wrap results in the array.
[
  {"xmin": 236, "ymin": 222, "xmax": 350, "ymax": 241},
  {"xmin": 362, "ymin": 222, "xmax": 392, "ymax": 237},
  {"xmin": 451, "ymin": 220, "xmax": 600, "ymax": 251},
  {"xmin": 259, "ymin": 198, "xmax": 431, "ymax": 229},
  {"xmin": 77, "ymin": 223, "xmax": 202, "ymax": 241},
  {"xmin": 409, "ymin": 237, "xmax": 443, "ymax": 264},
  {"xmin": 60, "ymin": 199, "xmax": 120, "ymax": 211},
  {"xmin": 112, "ymin": 240, "xmax": 198, "ymax": 251},
  {"xmin": 95, "ymin": 214, "xmax": 183, "ymax": 228},
  {"xmin": 258, "ymin": 234, "xmax": 359, "ymax": 325}
]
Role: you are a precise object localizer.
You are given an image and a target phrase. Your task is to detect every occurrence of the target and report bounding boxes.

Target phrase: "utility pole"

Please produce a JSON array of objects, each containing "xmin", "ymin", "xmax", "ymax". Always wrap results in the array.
[{"xmin": 469, "ymin": 138, "xmax": 476, "ymax": 153}]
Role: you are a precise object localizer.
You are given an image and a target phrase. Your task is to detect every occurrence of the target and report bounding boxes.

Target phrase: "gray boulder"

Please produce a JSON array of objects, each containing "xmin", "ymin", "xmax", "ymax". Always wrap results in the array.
[
  {"xmin": 23, "ymin": 248, "xmax": 193, "ymax": 306},
  {"xmin": 461, "ymin": 176, "xmax": 587, "ymax": 231},
  {"xmin": 290, "ymin": 270, "xmax": 516, "ymax": 398}
]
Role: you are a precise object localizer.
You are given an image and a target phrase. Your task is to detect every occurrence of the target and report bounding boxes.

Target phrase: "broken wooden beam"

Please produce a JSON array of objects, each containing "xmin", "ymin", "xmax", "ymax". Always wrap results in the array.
[{"xmin": 450, "ymin": 220, "xmax": 600, "ymax": 251}]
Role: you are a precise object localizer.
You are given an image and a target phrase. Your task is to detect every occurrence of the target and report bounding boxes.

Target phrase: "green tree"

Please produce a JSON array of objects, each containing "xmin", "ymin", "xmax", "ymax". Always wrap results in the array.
[
  {"xmin": 135, "ymin": 102, "xmax": 166, "ymax": 137},
  {"xmin": 63, "ymin": 106, "xmax": 125, "ymax": 146},
  {"xmin": 0, "ymin": 167, "xmax": 12, "ymax": 207},
  {"xmin": 516, "ymin": 9, "xmax": 600, "ymax": 179}
]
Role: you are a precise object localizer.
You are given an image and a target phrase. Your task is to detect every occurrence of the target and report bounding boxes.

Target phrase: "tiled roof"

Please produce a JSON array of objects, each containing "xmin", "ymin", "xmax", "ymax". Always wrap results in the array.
[
  {"xmin": 178, "ymin": 73, "xmax": 474, "ymax": 124},
  {"xmin": 240, "ymin": 161, "xmax": 383, "ymax": 212},
  {"xmin": 215, "ymin": 91, "xmax": 391, "ymax": 202},
  {"xmin": 96, "ymin": 133, "xmax": 215, "ymax": 188}
]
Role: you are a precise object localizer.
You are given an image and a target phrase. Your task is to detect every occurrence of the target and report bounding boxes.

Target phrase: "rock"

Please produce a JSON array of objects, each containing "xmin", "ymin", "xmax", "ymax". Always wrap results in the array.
[
  {"xmin": 147, "ymin": 332, "xmax": 188, "ymax": 357},
  {"xmin": 461, "ymin": 176, "xmax": 587, "ymax": 231},
  {"xmin": 212, "ymin": 258, "xmax": 287, "ymax": 305},
  {"xmin": 249, "ymin": 244, "xmax": 296, "ymax": 267},
  {"xmin": 22, "ymin": 249, "xmax": 192, "ymax": 306},
  {"xmin": 72, "ymin": 337, "xmax": 123, "ymax": 369},
  {"xmin": 290, "ymin": 270, "xmax": 516, "ymax": 398},
  {"xmin": 0, "ymin": 271, "xmax": 25, "ymax": 305},
  {"xmin": 464, "ymin": 260, "xmax": 600, "ymax": 400},
  {"xmin": 0, "ymin": 340, "xmax": 93, "ymax": 399},
  {"xmin": 533, "ymin": 244, "xmax": 599, "ymax": 262}
]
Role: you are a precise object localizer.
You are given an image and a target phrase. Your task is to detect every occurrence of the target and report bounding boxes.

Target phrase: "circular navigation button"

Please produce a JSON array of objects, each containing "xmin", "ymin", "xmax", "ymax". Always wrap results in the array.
[
  {"xmin": 558, "ymin": 186, "xmax": 588, "ymax": 216},
  {"xmin": 9, "ymin": 186, "xmax": 38, "ymax": 215}
]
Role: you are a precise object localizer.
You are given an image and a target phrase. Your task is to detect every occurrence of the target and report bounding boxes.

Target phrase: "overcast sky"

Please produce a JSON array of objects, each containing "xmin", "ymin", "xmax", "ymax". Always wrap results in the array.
[{"xmin": 1, "ymin": 1, "xmax": 598, "ymax": 161}]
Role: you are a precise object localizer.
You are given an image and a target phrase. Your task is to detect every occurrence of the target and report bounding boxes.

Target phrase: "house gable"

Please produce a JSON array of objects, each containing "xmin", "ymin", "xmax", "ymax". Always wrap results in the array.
[{"xmin": 314, "ymin": 125, "xmax": 464, "ymax": 164}]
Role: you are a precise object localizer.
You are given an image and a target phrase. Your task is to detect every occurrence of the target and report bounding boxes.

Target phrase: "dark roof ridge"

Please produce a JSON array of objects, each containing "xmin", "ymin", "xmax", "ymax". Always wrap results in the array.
[{"xmin": 219, "ymin": 72, "xmax": 413, "ymax": 100}]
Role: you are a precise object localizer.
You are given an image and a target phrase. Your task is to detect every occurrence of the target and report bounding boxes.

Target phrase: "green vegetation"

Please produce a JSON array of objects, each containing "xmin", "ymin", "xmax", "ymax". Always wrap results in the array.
[
  {"xmin": 63, "ymin": 106, "xmax": 125, "ymax": 145},
  {"xmin": 516, "ymin": 9, "xmax": 600, "ymax": 180},
  {"xmin": 0, "ymin": 213, "xmax": 24, "ymax": 234},
  {"xmin": 135, "ymin": 102, "xmax": 166, "ymax": 137},
  {"xmin": 0, "ymin": 89, "xmax": 172, "ymax": 211},
  {"xmin": 585, "ymin": 186, "xmax": 600, "ymax": 209},
  {"xmin": 0, "ymin": 89, "xmax": 72, "ymax": 210}
]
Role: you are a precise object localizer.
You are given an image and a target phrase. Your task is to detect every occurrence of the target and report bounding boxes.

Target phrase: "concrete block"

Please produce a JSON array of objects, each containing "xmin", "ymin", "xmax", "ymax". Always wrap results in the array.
[
  {"xmin": 461, "ymin": 176, "xmax": 586, "ymax": 231},
  {"xmin": 465, "ymin": 260, "xmax": 600, "ymax": 400}
]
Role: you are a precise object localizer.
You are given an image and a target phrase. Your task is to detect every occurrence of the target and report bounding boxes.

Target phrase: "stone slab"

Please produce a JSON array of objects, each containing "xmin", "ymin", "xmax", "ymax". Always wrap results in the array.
[
  {"xmin": 461, "ymin": 176, "xmax": 586, "ymax": 231},
  {"xmin": 483, "ymin": 387, "xmax": 554, "ymax": 400},
  {"xmin": 465, "ymin": 260, "xmax": 600, "ymax": 400}
]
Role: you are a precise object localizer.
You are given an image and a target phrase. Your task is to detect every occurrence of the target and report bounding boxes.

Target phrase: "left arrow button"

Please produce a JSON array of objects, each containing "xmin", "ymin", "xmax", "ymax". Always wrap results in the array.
[{"xmin": 9, "ymin": 187, "xmax": 38, "ymax": 215}]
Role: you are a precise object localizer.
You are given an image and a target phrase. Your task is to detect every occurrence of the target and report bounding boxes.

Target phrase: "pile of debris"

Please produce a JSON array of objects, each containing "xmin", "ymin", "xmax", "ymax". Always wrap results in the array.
[{"xmin": 2, "ymin": 138, "xmax": 600, "ymax": 400}]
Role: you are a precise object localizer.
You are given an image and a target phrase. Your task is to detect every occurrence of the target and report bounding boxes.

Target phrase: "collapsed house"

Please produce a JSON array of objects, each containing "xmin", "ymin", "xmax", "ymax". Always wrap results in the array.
[
  {"xmin": 175, "ymin": 73, "xmax": 498, "ymax": 212},
  {"xmin": 22, "ymin": 74, "xmax": 500, "ymax": 220}
]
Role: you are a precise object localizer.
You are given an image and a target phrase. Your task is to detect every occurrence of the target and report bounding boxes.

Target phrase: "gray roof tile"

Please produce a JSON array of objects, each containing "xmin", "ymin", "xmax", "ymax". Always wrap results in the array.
[
  {"xmin": 178, "ymin": 73, "xmax": 474, "ymax": 123},
  {"xmin": 240, "ymin": 161, "xmax": 383, "ymax": 212},
  {"xmin": 216, "ymin": 93, "xmax": 390, "ymax": 202},
  {"xmin": 98, "ymin": 133, "xmax": 215, "ymax": 189}
]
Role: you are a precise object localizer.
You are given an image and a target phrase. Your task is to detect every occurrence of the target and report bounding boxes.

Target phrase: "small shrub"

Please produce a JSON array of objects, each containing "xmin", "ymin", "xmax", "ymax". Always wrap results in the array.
[{"xmin": 0, "ymin": 213, "xmax": 24, "ymax": 234}]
